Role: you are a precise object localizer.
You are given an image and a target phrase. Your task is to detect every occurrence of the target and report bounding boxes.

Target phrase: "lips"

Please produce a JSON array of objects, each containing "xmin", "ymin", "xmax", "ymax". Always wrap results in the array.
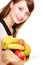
[{"xmin": 16, "ymin": 16, "xmax": 23, "ymax": 21}]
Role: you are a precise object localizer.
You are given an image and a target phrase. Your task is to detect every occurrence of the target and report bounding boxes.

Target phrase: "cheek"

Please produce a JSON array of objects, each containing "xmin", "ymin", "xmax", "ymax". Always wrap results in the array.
[
  {"xmin": 14, "ymin": 8, "xmax": 20, "ymax": 16},
  {"xmin": 12, "ymin": 8, "xmax": 19, "ymax": 17},
  {"xmin": 24, "ymin": 16, "xmax": 28, "ymax": 21}
]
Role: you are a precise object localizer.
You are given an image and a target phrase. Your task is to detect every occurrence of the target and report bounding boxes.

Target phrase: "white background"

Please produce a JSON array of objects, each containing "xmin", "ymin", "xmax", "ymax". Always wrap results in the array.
[{"xmin": 0, "ymin": 0, "xmax": 43, "ymax": 65}]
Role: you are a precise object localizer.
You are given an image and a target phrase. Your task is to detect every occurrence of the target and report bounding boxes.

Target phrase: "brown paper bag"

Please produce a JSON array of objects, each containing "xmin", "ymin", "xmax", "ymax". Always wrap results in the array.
[{"xmin": 2, "ymin": 50, "xmax": 24, "ymax": 65}]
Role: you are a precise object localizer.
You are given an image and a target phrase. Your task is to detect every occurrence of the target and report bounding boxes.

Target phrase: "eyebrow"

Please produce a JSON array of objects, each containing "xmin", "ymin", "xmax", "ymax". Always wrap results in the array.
[
  {"xmin": 19, "ymin": 6, "xmax": 29, "ymax": 12},
  {"xmin": 26, "ymin": 11, "xmax": 29, "ymax": 14},
  {"xmin": 19, "ymin": 6, "xmax": 24, "ymax": 9}
]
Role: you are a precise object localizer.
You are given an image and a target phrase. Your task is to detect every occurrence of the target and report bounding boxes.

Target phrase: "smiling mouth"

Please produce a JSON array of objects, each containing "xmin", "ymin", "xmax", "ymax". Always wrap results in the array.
[{"xmin": 16, "ymin": 16, "xmax": 23, "ymax": 21}]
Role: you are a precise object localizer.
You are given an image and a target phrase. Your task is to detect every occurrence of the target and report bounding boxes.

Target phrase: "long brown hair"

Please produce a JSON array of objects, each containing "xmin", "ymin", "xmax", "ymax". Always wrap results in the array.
[{"xmin": 0, "ymin": 0, "xmax": 34, "ymax": 37}]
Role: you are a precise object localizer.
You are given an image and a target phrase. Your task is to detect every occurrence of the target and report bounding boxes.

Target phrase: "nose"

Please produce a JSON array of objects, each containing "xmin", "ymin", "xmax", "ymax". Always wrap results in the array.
[{"xmin": 20, "ymin": 12, "xmax": 25, "ymax": 19}]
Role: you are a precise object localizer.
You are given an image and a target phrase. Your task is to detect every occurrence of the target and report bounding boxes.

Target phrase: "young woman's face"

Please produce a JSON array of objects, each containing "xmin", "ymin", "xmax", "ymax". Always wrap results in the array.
[{"xmin": 10, "ymin": 1, "xmax": 30, "ymax": 24}]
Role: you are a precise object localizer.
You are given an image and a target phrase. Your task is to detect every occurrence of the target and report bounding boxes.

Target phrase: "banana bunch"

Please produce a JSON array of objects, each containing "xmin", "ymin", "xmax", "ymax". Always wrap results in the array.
[{"xmin": 2, "ymin": 36, "xmax": 24, "ymax": 50}]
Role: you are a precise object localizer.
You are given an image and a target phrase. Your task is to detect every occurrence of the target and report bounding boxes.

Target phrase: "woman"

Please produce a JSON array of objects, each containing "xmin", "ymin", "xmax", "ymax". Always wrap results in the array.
[
  {"xmin": 0, "ymin": 0, "xmax": 34, "ymax": 38},
  {"xmin": 0, "ymin": 0, "xmax": 34, "ymax": 65}
]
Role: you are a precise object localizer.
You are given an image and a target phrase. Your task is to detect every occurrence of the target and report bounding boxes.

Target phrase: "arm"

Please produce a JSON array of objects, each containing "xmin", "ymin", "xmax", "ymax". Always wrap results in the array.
[
  {"xmin": 0, "ymin": 39, "xmax": 2, "ymax": 62},
  {"xmin": 0, "ymin": 39, "xmax": 6, "ymax": 65}
]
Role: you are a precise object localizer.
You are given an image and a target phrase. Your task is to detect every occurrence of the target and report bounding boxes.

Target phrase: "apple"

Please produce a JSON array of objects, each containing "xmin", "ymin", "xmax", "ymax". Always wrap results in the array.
[
  {"xmin": 14, "ymin": 50, "xmax": 25, "ymax": 60},
  {"xmin": 24, "ymin": 49, "xmax": 29, "ymax": 56}
]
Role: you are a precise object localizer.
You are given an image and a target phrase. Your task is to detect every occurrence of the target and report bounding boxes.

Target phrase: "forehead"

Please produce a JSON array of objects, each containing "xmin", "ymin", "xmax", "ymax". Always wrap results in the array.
[{"xmin": 14, "ymin": 1, "xmax": 29, "ymax": 11}]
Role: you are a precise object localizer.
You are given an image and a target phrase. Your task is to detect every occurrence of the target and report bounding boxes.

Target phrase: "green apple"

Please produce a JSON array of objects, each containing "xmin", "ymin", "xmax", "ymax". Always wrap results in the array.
[{"xmin": 24, "ymin": 49, "xmax": 29, "ymax": 56}]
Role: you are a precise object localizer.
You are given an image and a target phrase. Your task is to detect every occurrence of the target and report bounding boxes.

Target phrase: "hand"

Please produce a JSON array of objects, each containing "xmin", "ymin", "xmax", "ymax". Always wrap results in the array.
[
  {"xmin": 2, "ymin": 50, "xmax": 24, "ymax": 65},
  {"xmin": 0, "ymin": 62, "xmax": 6, "ymax": 65},
  {"xmin": 0, "ymin": 39, "xmax": 14, "ymax": 65},
  {"xmin": 0, "ymin": 39, "xmax": 6, "ymax": 65}
]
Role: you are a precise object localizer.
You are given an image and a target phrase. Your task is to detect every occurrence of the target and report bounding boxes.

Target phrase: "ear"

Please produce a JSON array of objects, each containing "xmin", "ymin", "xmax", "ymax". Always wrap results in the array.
[{"xmin": 10, "ymin": 1, "xmax": 14, "ymax": 9}]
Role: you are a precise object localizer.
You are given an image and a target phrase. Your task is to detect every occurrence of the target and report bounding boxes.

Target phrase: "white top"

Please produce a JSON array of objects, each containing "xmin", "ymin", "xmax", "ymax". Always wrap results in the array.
[
  {"xmin": 0, "ymin": 22, "xmax": 8, "ymax": 40},
  {"xmin": 0, "ymin": 16, "xmax": 12, "ymax": 40}
]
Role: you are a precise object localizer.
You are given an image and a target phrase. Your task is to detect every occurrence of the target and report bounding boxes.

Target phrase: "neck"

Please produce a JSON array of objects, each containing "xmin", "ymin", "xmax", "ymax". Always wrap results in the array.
[{"xmin": 3, "ymin": 13, "xmax": 15, "ymax": 28}]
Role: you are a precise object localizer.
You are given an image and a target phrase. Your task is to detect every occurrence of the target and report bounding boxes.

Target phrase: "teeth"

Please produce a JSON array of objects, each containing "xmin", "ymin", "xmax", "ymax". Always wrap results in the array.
[{"xmin": 17, "ymin": 16, "xmax": 22, "ymax": 21}]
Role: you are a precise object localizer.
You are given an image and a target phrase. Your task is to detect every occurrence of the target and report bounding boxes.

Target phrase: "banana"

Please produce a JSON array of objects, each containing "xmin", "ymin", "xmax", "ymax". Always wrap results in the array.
[
  {"xmin": 2, "ymin": 36, "xmax": 19, "ymax": 47},
  {"xmin": 2, "ymin": 43, "xmax": 24, "ymax": 50},
  {"xmin": 2, "ymin": 36, "xmax": 25, "ymax": 50}
]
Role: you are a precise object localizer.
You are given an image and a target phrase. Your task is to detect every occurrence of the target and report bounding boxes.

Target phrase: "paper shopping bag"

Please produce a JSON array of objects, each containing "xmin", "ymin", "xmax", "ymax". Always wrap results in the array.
[{"xmin": 2, "ymin": 50, "xmax": 24, "ymax": 65}]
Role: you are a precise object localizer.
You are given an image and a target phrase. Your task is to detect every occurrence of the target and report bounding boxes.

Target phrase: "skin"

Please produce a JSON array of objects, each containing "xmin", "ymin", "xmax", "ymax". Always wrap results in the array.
[
  {"xmin": 0, "ymin": 39, "xmax": 6, "ymax": 65},
  {"xmin": 3, "ymin": 1, "xmax": 30, "ymax": 33},
  {"xmin": 0, "ymin": 1, "xmax": 30, "ymax": 65},
  {"xmin": 9, "ymin": 1, "xmax": 29, "ymax": 24}
]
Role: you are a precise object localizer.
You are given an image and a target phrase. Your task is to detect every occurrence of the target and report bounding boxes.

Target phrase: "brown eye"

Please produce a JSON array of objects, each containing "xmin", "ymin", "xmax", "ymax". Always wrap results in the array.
[
  {"xmin": 19, "ymin": 7, "xmax": 23, "ymax": 11},
  {"xmin": 25, "ymin": 12, "xmax": 30, "ymax": 16},
  {"xmin": 25, "ymin": 12, "xmax": 29, "ymax": 16}
]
